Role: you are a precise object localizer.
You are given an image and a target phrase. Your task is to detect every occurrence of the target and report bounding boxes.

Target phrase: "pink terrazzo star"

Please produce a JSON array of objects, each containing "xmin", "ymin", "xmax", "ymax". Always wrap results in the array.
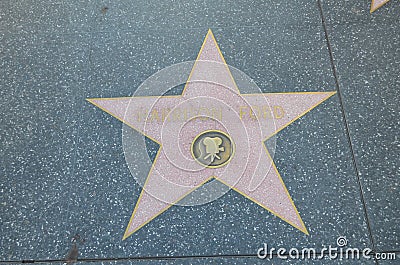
[{"xmin": 88, "ymin": 30, "xmax": 336, "ymax": 240}]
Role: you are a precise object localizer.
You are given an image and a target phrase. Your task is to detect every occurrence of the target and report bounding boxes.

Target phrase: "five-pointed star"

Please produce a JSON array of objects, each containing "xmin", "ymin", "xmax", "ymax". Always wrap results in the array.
[
  {"xmin": 371, "ymin": 0, "xmax": 391, "ymax": 12},
  {"xmin": 88, "ymin": 30, "xmax": 336, "ymax": 240}
]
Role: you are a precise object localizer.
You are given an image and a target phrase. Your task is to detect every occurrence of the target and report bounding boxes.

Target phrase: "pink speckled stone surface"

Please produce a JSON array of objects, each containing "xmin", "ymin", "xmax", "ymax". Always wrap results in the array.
[{"xmin": 89, "ymin": 31, "xmax": 335, "ymax": 238}]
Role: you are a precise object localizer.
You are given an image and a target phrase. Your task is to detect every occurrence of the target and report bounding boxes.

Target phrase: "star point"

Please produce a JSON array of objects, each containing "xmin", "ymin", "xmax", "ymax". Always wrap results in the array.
[{"xmin": 370, "ymin": 0, "xmax": 391, "ymax": 13}]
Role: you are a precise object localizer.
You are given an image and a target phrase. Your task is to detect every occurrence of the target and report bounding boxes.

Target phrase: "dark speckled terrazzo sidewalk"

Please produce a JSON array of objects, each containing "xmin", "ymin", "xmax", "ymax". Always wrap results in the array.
[{"xmin": 0, "ymin": 0, "xmax": 398, "ymax": 264}]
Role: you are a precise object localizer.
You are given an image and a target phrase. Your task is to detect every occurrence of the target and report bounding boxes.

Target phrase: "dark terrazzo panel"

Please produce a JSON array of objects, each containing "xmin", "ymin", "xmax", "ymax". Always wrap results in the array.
[
  {"xmin": 63, "ymin": 0, "xmax": 96, "ymax": 34},
  {"xmin": 66, "ymin": 256, "xmax": 376, "ymax": 265},
  {"xmin": 0, "ymin": 0, "xmax": 65, "ymax": 34},
  {"xmin": 92, "ymin": 0, "xmax": 207, "ymax": 33},
  {"xmin": 180, "ymin": 257, "xmax": 375, "ymax": 265},
  {"xmin": 212, "ymin": 26, "xmax": 335, "ymax": 93},
  {"xmin": 90, "ymin": 0, "xmax": 322, "ymax": 33},
  {"xmin": 0, "ymin": 0, "xmax": 333, "ymax": 35},
  {"xmin": 86, "ymin": 29, "xmax": 203, "ymax": 99},
  {"xmin": 203, "ymin": 0, "xmax": 321, "ymax": 28},
  {"xmin": 0, "ymin": 33, "xmax": 90, "ymax": 260},
  {"xmin": 322, "ymin": 0, "xmax": 400, "ymax": 251}
]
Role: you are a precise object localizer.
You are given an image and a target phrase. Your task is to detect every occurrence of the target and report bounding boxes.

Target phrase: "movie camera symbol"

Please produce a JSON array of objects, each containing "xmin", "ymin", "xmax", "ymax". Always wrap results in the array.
[{"xmin": 201, "ymin": 137, "xmax": 225, "ymax": 162}]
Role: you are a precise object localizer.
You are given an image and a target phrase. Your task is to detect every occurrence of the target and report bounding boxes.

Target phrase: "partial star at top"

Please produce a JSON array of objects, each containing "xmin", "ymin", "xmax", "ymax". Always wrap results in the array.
[
  {"xmin": 88, "ymin": 29, "xmax": 336, "ymax": 240},
  {"xmin": 371, "ymin": 0, "xmax": 391, "ymax": 13}
]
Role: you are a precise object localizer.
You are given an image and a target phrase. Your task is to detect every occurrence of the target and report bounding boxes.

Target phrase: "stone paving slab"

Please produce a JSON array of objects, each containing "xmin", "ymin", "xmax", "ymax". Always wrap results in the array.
[
  {"xmin": 321, "ymin": 0, "xmax": 399, "ymax": 252},
  {"xmin": 0, "ymin": 33, "xmax": 90, "ymax": 261}
]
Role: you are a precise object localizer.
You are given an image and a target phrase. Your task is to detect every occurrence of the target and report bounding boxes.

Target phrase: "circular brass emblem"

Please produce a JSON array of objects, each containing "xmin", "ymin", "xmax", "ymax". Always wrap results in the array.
[{"xmin": 191, "ymin": 130, "xmax": 234, "ymax": 168}]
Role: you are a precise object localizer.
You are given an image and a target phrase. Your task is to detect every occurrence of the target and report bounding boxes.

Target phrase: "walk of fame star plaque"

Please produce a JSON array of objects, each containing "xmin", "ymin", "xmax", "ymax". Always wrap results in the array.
[{"xmin": 87, "ymin": 30, "xmax": 336, "ymax": 240}]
